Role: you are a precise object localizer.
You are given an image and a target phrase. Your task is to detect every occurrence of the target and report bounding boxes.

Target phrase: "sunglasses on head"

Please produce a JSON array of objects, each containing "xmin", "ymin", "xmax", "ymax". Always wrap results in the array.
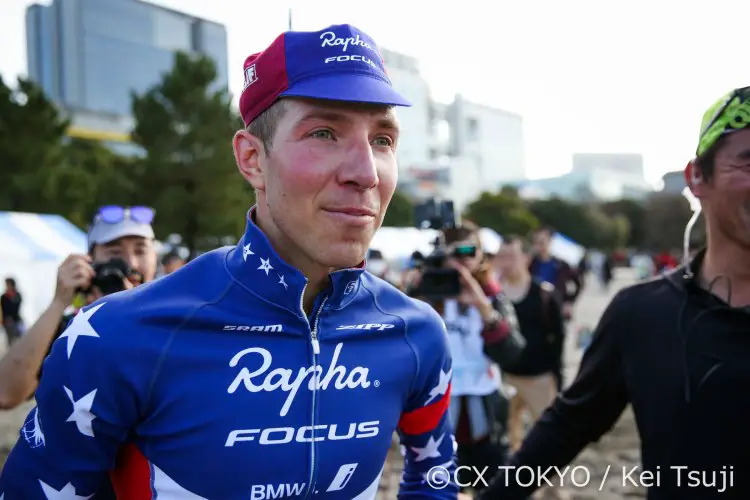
[{"xmin": 95, "ymin": 205, "xmax": 155, "ymax": 225}]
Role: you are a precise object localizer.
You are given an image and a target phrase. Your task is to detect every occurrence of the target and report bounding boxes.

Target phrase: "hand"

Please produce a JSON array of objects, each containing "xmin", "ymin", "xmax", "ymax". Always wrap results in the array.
[
  {"xmin": 562, "ymin": 302, "xmax": 573, "ymax": 320},
  {"xmin": 53, "ymin": 254, "xmax": 95, "ymax": 308},
  {"xmin": 445, "ymin": 259, "xmax": 490, "ymax": 310},
  {"xmin": 458, "ymin": 494, "xmax": 474, "ymax": 500}
]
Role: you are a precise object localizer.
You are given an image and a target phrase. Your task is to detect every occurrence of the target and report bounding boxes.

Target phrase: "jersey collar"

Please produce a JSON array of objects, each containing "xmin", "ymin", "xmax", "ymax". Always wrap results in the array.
[{"xmin": 225, "ymin": 207, "xmax": 366, "ymax": 315}]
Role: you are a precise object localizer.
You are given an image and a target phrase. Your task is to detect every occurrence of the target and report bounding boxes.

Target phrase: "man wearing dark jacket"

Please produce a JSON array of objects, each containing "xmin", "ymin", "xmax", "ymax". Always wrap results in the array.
[{"xmin": 477, "ymin": 86, "xmax": 750, "ymax": 500}]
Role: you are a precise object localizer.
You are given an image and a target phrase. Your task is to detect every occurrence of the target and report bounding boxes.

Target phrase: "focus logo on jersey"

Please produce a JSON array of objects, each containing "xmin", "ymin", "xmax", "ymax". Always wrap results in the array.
[
  {"xmin": 225, "ymin": 421, "xmax": 379, "ymax": 447},
  {"xmin": 227, "ymin": 342, "xmax": 376, "ymax": 417}
]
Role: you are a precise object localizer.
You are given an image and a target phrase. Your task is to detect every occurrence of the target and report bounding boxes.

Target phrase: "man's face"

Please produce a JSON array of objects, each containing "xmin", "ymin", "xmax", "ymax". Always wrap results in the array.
[
  {"xmin": 496, "ymin": 241, "xmax": 527, "ymax": 277},
  {"xmin": 92, "ymin": 236, "xmax": 158, "ymax": 282},
  {"xmin": 532, "ymin": 230, "xmax": 551, "ymax": 257},
  {"xmin": 700, "ymin": 129, "xmax": 750, "ymax": 249},
  {"xmin": 235, "ymin": 98, "xmax": 400, "ymax": 270}
]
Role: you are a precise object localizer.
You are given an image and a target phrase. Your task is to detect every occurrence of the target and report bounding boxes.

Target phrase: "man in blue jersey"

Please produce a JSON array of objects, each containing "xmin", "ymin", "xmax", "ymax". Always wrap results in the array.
[{"xmin": 0, "ymin": 24, "xmax": 462, "ymax": 498}]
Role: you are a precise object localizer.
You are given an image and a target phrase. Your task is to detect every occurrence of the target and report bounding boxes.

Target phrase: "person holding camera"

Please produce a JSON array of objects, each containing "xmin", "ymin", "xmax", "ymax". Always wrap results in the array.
[
  {"xmin": 0, "ymin": 205, "xmax": 156, "ymax": 411},
  {"xmin": 409, "ymin": 220, "xmax": 526, "ymax": 492}
]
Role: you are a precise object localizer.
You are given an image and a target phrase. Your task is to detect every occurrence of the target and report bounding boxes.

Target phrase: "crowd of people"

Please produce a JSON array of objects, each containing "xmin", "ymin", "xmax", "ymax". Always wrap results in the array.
[{"xmin": 0, "ymin": 21, "xmax": 747, "ymax": 500}]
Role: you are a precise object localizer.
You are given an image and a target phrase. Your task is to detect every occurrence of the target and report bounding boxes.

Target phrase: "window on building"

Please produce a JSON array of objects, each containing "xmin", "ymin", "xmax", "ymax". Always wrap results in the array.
[{"xmin": 467, "ymin": 118, "xmax": 479, "ymax": 142}]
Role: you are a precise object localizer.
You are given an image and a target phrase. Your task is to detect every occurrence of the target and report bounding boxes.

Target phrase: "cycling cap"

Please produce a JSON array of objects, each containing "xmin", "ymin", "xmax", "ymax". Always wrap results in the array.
[
  {"xmin": 239, "ymin": 24, "xmax": 412, "ymax": 127},
  {"xmin": 696, "ymin": 85, "xmax": 750, "ymax": 157}
]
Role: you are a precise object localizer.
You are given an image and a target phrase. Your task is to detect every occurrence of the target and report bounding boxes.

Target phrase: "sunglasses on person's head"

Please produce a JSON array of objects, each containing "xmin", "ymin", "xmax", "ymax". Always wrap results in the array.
[
  {"xmin": 697, "ymin": 86, "xmax": 750, "ymax": 157},
  {"xmin": 95, "ymin": 205, "xmax": 155, "ymax": 224}
]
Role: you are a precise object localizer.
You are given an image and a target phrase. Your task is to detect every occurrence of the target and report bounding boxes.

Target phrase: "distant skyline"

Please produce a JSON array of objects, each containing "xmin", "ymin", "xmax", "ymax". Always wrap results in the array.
[{"xmin": 2, "ymin": 0, "xmax": 749, "ymax": 184}]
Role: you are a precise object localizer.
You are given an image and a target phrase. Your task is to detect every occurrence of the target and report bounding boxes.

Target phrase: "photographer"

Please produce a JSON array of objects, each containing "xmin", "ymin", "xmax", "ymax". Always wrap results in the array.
[
  {"xmin": 0, "ymin": 205, "xmax": 156, "ymax": 411},
  {"xmin": 408, "ymin": 220, "xmax": 526, "ymax": 492}
]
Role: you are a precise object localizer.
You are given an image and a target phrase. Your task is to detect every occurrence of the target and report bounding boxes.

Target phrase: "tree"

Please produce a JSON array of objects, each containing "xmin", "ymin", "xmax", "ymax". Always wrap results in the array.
[
  {"xmin": 130, "ymin": 51, "xmax": 253, "ymax": 255},
  {"xmin": 463, "ymin": 190, "xmax": 540, "ymax": 236},
  {"xmin": 643, "ymin": 193, "xmax": 697, "ymax": 252},
  {"xmin": 601, "ymin": 198, "xmax": 647, "ymax": 248},
  {"xmin": 0, "ymin": 76, "xmax": 69, "ymax": 211},
  {"xmin": 382, "ymin": 189, "xmax": 414, "ymax": 227},
  {"xmin": 528, "ymin": 197, "xmax": 623, "ymax": 249}
]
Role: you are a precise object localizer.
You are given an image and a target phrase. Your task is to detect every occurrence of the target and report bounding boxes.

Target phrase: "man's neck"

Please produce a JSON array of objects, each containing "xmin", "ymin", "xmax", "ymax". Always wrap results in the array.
[
  {"xmin": 503, "ymin": 270, "xmax": 531, "ymax": 287},
  {"xmin": 700, "ymin": 238, "xmax": 750, "ymax": 308},
  {"xmin": 254, "ymin": 209, "xmax": 332, "ymax": 315}
]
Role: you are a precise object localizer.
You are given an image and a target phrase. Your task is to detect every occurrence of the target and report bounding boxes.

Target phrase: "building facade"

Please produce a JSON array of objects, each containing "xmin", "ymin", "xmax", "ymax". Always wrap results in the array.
[
  {"xmin": 26, "ymin": 0, "xmax": 228, "ymax": 146},
  {"xmin": 510, "ymin": 153, "xmax": 653, "ymax": 201}
]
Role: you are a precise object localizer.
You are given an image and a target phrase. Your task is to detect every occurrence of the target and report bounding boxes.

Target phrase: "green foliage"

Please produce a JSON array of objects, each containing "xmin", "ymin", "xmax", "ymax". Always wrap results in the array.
[
  {"xmin": 130, "ymin": 51, "xmax": 253, "ymax": 254},
  {"xmin": 463, "ymin": 191, "xmax": 540, "ymax": 236}
]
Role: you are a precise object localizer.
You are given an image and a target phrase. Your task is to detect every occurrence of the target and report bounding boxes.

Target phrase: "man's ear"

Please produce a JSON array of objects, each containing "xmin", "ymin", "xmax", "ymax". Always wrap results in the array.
[
  {"xmin": 233, "ymin": 129, "xmax": 266, "ymax": 191},
  {"xmin": 684, "ymin": 160, "xmax": 705, "ymax": 198}
]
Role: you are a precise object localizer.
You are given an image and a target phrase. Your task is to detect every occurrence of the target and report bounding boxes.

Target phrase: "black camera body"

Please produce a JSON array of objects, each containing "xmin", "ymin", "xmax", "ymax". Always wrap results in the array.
[
  {"xmin": 81, "ymin": 258, "xmax": 141, "ymax": 296},
  {"xmin": 413, "ymin": 198, "xmax": 467, "ymax": 300}
]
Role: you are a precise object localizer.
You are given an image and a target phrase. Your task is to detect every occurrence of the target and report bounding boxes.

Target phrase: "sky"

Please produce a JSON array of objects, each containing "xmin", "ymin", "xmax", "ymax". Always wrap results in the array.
[{"xmin": 1, "ymin": 0, "xmax": 749, "ymax": 184}]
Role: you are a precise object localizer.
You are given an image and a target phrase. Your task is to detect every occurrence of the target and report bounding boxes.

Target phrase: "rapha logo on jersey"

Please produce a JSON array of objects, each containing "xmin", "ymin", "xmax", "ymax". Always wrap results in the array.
[
  {"xmin": 226, "ymin": 421, "xmax": 379, "ymax": 447},
  {"xmin": 336, "ymin": 323, "xmax": 395, "ymax": 332},
  {"xmin": 320, "ymin": 31, "xmax": 374, "ymax": 52},
  {"xmin": 223, "ymin": 324, "xmax": 283, "ymax": 332},
  {"xmin": 243, "ymin": 64, "xmax": 258, "ymax": 89},
  {"xmin": 227, "ymin": 342, "xmax": 377, "ymax": 416}
]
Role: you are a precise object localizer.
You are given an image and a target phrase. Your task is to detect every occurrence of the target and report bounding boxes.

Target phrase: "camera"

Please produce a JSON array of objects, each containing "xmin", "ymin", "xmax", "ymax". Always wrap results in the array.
[
  {"xmin": 413, "ymin": 198, "xmax": 473, "ymax": 300},
  {"xmin": 80, "ymin": 258, "xmax": 142, "ymax": 296}
]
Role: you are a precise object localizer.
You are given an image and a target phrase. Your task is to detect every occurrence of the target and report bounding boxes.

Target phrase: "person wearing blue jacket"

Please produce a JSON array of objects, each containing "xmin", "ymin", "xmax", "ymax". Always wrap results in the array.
[{"xmin": 0, "ymin": 24, "xmax": 462, "ymax": 499}]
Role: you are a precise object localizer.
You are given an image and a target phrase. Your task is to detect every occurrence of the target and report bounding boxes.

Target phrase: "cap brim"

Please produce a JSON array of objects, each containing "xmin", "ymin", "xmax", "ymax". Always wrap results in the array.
[
  {"xmin": 88, "ymin": 219, "xmax": 155, "ymax": 246},
  {"xmin": 280, "ymin": 73, "xmax": 412, "ymax": 107}
]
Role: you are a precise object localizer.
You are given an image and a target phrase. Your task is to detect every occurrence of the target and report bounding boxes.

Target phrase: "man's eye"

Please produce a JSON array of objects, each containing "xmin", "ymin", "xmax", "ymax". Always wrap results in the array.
[
  {"xmin": 310, "ymin": 129, "xmax": 333, "ymax": 139},
  {"xmin": 372, "ymin": 137, "xmax": 393, "ymax": 147}
]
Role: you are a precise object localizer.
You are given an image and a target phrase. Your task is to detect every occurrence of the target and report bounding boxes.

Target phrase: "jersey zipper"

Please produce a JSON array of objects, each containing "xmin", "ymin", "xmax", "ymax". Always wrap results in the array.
[{"xmin": 300, "ymin": 284, "xmax": 328, "ymax": 498}]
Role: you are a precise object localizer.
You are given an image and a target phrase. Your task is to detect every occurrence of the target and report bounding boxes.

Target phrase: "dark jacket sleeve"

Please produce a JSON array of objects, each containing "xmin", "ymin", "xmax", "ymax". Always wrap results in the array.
[
  {"xmin": 481, "ymin": 291, "xmax": 526, "ymax": 369},
  {"xmin": 477, "ymin": 289, "xmax": 630, "ymax": 499},
  {"xmin": 559, "ymin": 259, "xmax": 582, "ymax": 304}
]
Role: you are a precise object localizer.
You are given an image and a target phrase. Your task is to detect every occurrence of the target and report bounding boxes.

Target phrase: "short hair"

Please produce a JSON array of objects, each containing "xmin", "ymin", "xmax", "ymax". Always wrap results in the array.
[
  {"xmin": 503, "ymin": 234, "xmax": 531, "ymax": 254},
  {"xmin": 443, "ymin": 220, "xmax": 480, "ymax": 245},
  {"xmin": 694, "ymin": 134, "xmax": 727, "ymax": 182},
  {"xmin": 246, "ymin": 100, "xmax": 288, "ymax": 155},
  {"xmin": 5, "ymin": 277, "xmax": 16, "ymax": 287},
  {"xmin": 161, "ymin": 251, "xmax": 183, "ymax": 267}
]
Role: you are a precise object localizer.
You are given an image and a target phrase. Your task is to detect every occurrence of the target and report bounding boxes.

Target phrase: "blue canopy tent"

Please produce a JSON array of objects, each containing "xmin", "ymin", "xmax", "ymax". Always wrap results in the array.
[{"xmin": 0, "ymin": 212, "xmax": 87, "ymax": 327}]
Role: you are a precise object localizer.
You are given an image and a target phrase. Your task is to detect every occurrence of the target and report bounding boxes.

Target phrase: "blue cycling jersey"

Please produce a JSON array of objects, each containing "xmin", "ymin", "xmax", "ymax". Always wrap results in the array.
[{"xmin": 0, "ymin": 209, "xmax": 459, "ymax": 499}]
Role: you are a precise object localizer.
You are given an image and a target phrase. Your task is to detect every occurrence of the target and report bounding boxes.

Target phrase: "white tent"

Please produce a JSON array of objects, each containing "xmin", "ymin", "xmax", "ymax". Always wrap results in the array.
[{"xmin": 0, "ymin": 211, "xmax": 87, "ymax": 326}]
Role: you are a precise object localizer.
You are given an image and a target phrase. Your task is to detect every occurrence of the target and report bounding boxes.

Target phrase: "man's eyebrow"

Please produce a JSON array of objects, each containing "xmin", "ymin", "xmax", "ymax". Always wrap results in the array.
[{"xmin": 297, "ymin": 110, "xmax": 352, "ymax": 126}]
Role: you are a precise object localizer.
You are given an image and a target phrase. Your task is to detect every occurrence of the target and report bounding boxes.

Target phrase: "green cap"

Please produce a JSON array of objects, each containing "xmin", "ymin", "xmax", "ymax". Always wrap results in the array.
[{"xmin": 696, "ymin": 86, "xmax": 750, "ymax": 157}]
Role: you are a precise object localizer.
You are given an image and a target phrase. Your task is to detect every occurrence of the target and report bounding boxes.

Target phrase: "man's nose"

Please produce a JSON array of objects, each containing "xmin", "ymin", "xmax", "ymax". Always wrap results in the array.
[
  {"xmin": 123, "ymin": 253, "xmax": 139, "ymax": 271},
  {"xmin": 338, "ymin": 139, "xmax": 379, "ymax": 189}
]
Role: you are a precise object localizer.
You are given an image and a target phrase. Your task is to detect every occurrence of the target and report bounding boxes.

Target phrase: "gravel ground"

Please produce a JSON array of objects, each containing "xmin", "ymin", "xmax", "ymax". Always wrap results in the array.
[{"xmin": 0, "ymin": 270, "xmax": 645, "ymax": 499}]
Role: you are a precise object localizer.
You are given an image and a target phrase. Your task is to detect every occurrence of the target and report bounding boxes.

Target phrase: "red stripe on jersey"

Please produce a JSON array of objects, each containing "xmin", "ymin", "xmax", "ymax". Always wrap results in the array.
[
  {"xmin": 110, "ymin": 443, "xmax": 152, "ymax": 499},
  {"xmin": 398, "ymin": 382, "xmax": 451, "ymax": 435}
]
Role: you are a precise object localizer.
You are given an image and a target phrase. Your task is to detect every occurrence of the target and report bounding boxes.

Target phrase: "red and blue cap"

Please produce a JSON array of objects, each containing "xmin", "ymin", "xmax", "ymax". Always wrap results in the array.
[{"xmin": 239, "ymin": 24, "xmax": 412, "ymax": 127}]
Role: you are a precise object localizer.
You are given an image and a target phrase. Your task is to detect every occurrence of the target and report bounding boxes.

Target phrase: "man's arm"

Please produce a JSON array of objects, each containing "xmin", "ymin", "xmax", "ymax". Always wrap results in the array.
[
  {"xmin": 0, "ymin": 300, "xmax": 68, "ymax": 409},
  {"xmin": 0, "ymin": 300, "xmax": 146, "ymax": 498},
  {"xmin": 476, "ymin": 289, "xmax": 631, "ymax": 499},
  {"xmin": 397, "ymin": 304, "xmax": 460, "ymax": 498}
]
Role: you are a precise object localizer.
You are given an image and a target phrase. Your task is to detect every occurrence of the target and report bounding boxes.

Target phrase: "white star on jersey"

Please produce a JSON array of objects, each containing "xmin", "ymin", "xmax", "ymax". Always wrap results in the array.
[
  {"xmin": 39, "ymin": 480, "xmax": 92, "ymax": 499},
  {"xmin": 278, "ymin": 274, "xmax": 288, "ymax": 290},
  {"xmin": 242, "ymin": 243, "xmax": 254, "ymax": 262},
  {"xmin": 411, "ymin": 433, "xmax": 445, "ymax": 462},
  {"xmin": 258, "ymin": 258, "xmax": 273, "ymax": 275},
  {"xmin": 424, "ymin": 368, "xmax": 451, "ymax": 405},
  {"xmin": 64, "ymin": 387, "xmax": 97, "ymax": 437},
  {"xmin": 59, "ymin": 302, "xmax": 106, "ymax": 358}
]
